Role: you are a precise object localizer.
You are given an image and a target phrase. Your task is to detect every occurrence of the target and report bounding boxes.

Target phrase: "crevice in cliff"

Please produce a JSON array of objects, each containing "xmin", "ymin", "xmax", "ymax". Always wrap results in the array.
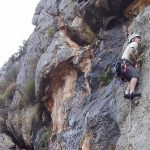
[
  {"xmin": 77, "ymin": 0, "xmax": 135, "ymax": 33},
  {"xmin": 5, "ymin": 129, "xmax": 33, "ymax": 150},
  {"xmin": 67, "ymin": 27, "xmax": 90, "ymax": 46},
  {"xmin": 58, "ymin": 16, "xmax": 94, "ymax": 47},
  {"xmin": 74, "ymin": 47, "xmax": 94, "ymax": 95}
]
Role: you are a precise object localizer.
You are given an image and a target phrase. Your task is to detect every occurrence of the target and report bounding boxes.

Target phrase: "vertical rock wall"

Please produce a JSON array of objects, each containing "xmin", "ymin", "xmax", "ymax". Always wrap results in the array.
[
  {"xmin": 0, "ymin": 0, "xmax": 150, "ymax": 149},
  {"xmin": 116, "ymin": 6, "xmax": 150, "ymax": 150}
]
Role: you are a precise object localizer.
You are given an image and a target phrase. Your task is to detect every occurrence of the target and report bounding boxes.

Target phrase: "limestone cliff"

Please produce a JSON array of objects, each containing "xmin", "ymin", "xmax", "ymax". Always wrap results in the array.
[{"xmin": 0, "ymin": 0, "xmax": 150, "ymax": 150}]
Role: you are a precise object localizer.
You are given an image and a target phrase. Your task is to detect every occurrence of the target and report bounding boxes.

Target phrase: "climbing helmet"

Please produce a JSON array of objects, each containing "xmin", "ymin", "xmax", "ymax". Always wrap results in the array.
[{"xmin": 128, "ymin": 34, "xmax": 141, "ymax": 43}]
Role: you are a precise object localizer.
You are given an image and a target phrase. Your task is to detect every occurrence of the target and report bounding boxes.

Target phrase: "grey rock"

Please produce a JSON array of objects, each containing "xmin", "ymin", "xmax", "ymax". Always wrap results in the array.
[
  {"xmin": 35, "ymin": 31, "xmax": 77, "ymax": 99},
  {"xmin": 1, "ymin": 0, "xmax": 149, "ymax": 149},
  {"xmin": 0, "ymin": 133, "xmax": 15, "ymax": 150},
  {"xmin": 6, "ymin": 104, "xmax": 41, "ymax": 148}
]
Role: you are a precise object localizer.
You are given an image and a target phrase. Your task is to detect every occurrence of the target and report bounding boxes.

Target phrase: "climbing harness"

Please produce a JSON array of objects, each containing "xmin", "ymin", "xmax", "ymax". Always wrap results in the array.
[{"xmin": 114, "ymin": 59, "xmax": 129, "ymax": 83}]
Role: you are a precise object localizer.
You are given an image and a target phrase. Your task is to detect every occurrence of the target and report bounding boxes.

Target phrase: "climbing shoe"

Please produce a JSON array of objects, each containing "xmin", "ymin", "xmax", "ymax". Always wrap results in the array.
[
  {"xmin": 124, "ymin": 93, "xmax": 131, "ymax": 99},
  {"xmin": 130, "ymin": 92, "xmax": 141, "ymax": 100}
]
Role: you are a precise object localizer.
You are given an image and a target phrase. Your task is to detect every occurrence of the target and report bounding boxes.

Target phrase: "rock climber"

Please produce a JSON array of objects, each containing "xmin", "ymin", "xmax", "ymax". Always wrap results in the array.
[{"xmin": 121, "ymin": 33, "xmax": 142, "ymax": 100}]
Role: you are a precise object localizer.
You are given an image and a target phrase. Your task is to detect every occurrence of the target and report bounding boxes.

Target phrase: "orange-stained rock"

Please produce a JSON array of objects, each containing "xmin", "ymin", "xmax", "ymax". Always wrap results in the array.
[
  {"xmin": 79, "ymin": 48, "xmax": 93, "ymax": 95},
  {"xmin": 47, "ymin": 97, "xmax": 54, "ymax": 112},
  {"xmin": 81, "ymin": 134, "xmax": 92, "ymax": 150},
  {"xmin": 80, "ymin": 57, "xmax": 91, "ymax": 74},
  {"xmin": 107, "ymin": 144, "xmax": 116, "ymax": 150},
  {"xmin": 16, "ymin": 145, "xmax": 19, "ymax": 150},
  {"xmin": 124, "ymin": 0, "xmax": 150, "ymax": 18},
  {"xmin": 46, "ymin": 62, "xmax": 77, "ymax": 133}
]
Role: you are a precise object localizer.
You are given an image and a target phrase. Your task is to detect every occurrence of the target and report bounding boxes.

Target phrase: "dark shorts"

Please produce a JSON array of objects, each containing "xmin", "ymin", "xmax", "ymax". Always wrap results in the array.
[{"xmin": 124, "ymin": 64, "xmax": 140, "ymax": 81}]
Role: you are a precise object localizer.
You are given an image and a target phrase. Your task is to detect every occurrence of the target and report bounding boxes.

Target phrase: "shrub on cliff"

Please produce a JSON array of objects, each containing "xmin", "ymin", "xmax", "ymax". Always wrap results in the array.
[
  {"xmin": 9, "ymin": 40, "xmax": 27, "ymax": 62},
  {"xmin": 24, "ymin": 79, "xmax": 35, "ymax": 100},
  {"xmin": 38, "ymin": 127, "xmax": 51, "ymax": 150},
  {"xmin": 47, "ymin": 26, "xmax": 54, "ymax": 37},
  {"xmin": 0, "ymin": 82, "xmax": 16, "ymax": 106},
  {"xmin": 99, "ymin": 66, "xmax": 113, "ymax": 87}
]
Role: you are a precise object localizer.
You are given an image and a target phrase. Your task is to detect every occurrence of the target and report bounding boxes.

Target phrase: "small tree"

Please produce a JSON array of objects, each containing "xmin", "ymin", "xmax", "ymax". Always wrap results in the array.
[{"xmin": 24, "ymin": 79, "xmax": 35, "ymax": 100}]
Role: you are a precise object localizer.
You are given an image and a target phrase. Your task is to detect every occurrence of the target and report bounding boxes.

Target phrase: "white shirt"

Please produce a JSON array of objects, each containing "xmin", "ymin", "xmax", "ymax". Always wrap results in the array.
[{"xmin": 121, "ymin": 42, "xmax": 139, "ymax": 65}]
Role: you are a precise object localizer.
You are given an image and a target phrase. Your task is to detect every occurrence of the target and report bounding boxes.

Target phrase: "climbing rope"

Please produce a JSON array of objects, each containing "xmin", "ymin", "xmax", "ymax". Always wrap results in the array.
[{"xmin": 127, "ymin": 101, "xmax": 133, "ymax": 150}]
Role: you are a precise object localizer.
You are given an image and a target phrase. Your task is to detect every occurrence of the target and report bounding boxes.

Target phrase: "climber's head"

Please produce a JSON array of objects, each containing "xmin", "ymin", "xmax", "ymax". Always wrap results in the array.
[{"xmin": 128, "ymin": 34, "xmax": 141, "ymax": 43}]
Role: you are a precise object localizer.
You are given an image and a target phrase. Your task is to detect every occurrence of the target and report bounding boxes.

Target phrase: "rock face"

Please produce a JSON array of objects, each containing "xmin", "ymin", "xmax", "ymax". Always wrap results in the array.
[
  {"xmin": 0, "ymin": 133, "xmax": 15, "ymax": 150},
  {"xmin": 0, "ymin": 0, "xmax": 150, "ymax": 149},
  {"xmin": 116, "ymin": 6, "xmax": 150, "ymax": 150}
]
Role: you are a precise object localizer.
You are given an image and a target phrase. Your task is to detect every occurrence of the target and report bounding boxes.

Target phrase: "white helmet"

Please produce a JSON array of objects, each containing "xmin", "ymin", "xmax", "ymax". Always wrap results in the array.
[{"xmin": 128, "ymin": 34, "xmax": 141, "ymax": 43}]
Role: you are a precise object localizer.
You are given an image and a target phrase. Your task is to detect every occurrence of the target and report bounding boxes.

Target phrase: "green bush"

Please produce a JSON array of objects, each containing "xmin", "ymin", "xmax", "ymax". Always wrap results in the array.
[
  {"xmin": 9, "ymin": 40, "xmax": 27, "ymax": 62},
  {"xmin": 39, "ymin": 127, "xmax": 51, "ymax": 150},
  {"xmin": 24, "ymin": 79, "xmax": 35, "ymax": 100},
  {"xmin": 99, "ymin": 66, "xmax": 113, "ymax": 87},
  {"xmin": 47, "ymin": 26, "xmax": 54, "ymax": 37}
]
